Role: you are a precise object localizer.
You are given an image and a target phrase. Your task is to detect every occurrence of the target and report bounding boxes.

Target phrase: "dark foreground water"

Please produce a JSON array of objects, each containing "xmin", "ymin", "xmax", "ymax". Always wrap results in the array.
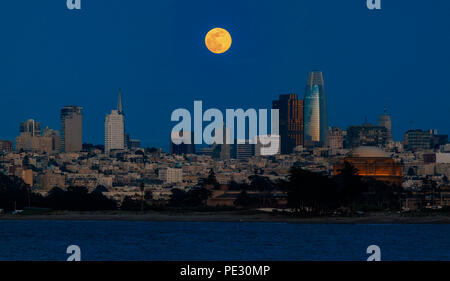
[{"xmin": 0, "ymin": 220, "xmax": 449, "ymax": 261}]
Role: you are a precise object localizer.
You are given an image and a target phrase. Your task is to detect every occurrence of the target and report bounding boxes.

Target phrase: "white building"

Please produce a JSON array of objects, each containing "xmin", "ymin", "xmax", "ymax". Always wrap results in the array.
[
  {"xmin": 436, "ymin": 153, "xmax": 450, "ymax": 164},
  {"xmin": 159, "ymin": 168, "xmax": 183, "ymax": 184},
  {"xmin": 105, "ymin": 110, "xmax": 125, "ymax": 153}
]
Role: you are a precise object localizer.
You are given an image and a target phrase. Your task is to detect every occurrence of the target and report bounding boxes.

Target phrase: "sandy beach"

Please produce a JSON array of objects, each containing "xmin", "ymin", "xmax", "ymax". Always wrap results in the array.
[{"xmin": 1, "ymin": 210, "xmax": 450, "ymax": 224}]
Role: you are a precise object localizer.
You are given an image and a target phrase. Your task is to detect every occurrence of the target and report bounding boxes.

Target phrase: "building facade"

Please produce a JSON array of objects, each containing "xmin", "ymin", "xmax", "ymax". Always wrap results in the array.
[
  {"xmin": 272, "ymin": 94, "xmax": 303, "ymax": 154},
  {"xmin": 0, "ymin": 140, "xmax": 13, "ymax": 153},
  {"xmin": 159, "ymin": 168, "xmax": 183, "ymax": 184},
  {"xmin": 346, "ymin": 124, "xmax": 388, "ymax": 148},
  {"xmin": 378, "ymin": 109, "xmax": 392, "ymax": 143},
  {"xmin": 328, "ymin": 127, "xmax": 344, "ymax": 150},
  {"xmin": 20, "ymin": 119, "xmax": 41, "ymax": 136},
  {"xmin": 304, "ymin": 71, "xmax": 327, "ymax": 146},
  {"xmin": 333, "ymin": 146, "xmax": 403, "ymax": 186},
  {"xmin": 61, "ymin": 106, "xmax": 83, "ymax": 152},
  {"xmin": 404, "ymin": 129, "xmax": 431, "ymax": 151},
  {"xmin": 105, "ymin": 110, "xmax": 125, "ymax": 153}
]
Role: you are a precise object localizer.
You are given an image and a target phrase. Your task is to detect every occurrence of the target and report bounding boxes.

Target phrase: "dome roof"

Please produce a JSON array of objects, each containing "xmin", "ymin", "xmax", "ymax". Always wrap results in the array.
[{"xmin": 349, "ymin": 146, "xmax": 389, "ymax": 158}]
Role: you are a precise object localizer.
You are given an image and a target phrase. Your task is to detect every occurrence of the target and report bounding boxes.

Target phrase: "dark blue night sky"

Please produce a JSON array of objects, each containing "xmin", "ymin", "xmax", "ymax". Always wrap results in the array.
[{"xmin": 0, "ymin": 0, "xmax": 449, "ymax": 150}]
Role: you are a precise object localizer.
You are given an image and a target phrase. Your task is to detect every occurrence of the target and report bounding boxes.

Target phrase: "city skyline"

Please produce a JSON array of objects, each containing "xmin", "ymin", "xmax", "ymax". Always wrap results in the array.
[
  {"xmin": 0, "ymin": 81, "xmax": 447, "ymax": 152},
  {"xmin": 0, "ymin": 1, "xmax": 449, "ymax": 150}
]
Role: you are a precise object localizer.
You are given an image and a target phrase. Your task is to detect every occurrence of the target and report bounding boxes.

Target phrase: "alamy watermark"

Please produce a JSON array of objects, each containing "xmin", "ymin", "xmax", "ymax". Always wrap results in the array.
[
  {"xmin": 66, "ymin": 1, "xmax": 380, "ymax": 11},
  {"xmin": 367, "ymin": 0, "xmax": 381, "ymax": 10},
  {"xmin": 66, "ymin": 245, "xmax": 81, "ymax": 261},
  {"xmin": 171, "ymin": 101, "xmax": 280, "ymax": 156},
  {"xmin": 67, "ymin": 0, "xmax": 81, "ymax": 10},
  {"xmin": 367, "ymin": 245, "xmax": 381, "ymax": 261}
]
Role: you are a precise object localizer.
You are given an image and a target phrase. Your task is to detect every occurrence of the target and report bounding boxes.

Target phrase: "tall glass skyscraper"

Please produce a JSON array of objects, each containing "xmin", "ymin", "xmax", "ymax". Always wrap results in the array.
[{"xmin": 304, "ymin": 71, "xmax": 327, "ymax": 146}]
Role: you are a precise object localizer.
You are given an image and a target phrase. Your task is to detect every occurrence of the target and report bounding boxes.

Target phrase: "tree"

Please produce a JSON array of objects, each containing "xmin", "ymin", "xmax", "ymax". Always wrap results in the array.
[
  {"xmin": 336, "ymin": 161, "xmax": 366, "ymax": 209},
  {"xmin": 234, "ymin": 191, "xmax": 258, "ymax": 208},
  {"xmin": 169, "ymin": 188, "xmax": 188, "ymax": 207},
  {"xmin": 121, "ymin": 196, "xmax": 140, "ymax": 211},
  {"xmin": 144, "ymin": 190, "xmax": 153, "ymax": 201},
  {"xmin": 203, "ymin": 169, "xmax": 219, "ymax": 188},
  {"xmin": 248, "ymin": 175, "xmax": 273, "ymax": 207}
]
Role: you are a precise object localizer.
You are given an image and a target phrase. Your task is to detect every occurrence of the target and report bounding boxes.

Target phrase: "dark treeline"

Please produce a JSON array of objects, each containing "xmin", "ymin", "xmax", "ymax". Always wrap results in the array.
[
  {"xmin": 0, "ymin": 173, "xmax": 117, "ymax": 211},
  {"xmin": 0, "ymin": 161, "xmax": 403, "ymax": 215},
  {"xmin": 230, "ymin": 162, "xmax": 403, "ymax": 214}
]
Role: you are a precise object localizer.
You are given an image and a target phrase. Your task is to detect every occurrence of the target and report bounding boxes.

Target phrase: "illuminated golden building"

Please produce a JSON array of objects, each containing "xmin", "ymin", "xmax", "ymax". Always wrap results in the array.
[
  {"xmin": 273, "ymin": 94, "xmax": 304, "ymax": 154},
  {"xmin": 334, "ymin": 146, "xmax": 402, "ymax": 186}
]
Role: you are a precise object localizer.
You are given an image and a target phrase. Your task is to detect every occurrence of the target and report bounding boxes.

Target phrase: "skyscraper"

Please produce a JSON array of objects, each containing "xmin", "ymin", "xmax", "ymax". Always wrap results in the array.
[
  {"xmin": 272, "ymin": 94, "xmax": 303, "ymax": 154},
  {"xmin": 20, "ymin": 119, "xmax": 41, "ymax": 136},
  {"xmin": 105, "ymin": 91, "xmax": 125, "ymax": 153},
  {"xmin": 304, "ymin": 71, "xmax": 327, "ymax": 146},
  {"xmin": 378, "ymin": 106, "xmax": 392, "ymax": 142},
  {"xmin": 61, "ymin": 106, "xmax": 83, "ymax": 152}
]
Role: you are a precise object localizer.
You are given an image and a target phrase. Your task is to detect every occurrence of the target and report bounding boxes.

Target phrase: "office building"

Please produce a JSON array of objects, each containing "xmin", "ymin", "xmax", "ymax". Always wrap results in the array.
[
  {"xmin": 378, "ymin": 107, "xmax": 392, "ymax": 142},
  {"xmin": 346, "ymin": 123, "xmax": 388, "ymax": 148},
  {"xmin": 15, "ymin": 134, "xmax": 53, "ymax": 154},
  {"xmin": 159, "ymin": 167, "xmax": 183, "ymax": 184},
  {"xmin": 328, "ymin": 127, "xmax": 344, "ymax": 150},
  {"xmin": 15, "ymin": 120, "xmax": 57, "ymax": 154},
  {"xmin": 404, "ymin": 129, "xmax": 431, "ymax": 151},
  {"xmin": 61, "ymin": 106, "xmax": 83, "ymax": 152},
  {"xmin": 20, "ymin": 119, "xmax": 41, "ymax": 136},
  {"xmin": 105, "ymin": 110, "xmax": 125, "ymax": 153},
  {"xmin": 272, "ymin": 94, "xmax": 303, "ymax": 154},
  {"xmin": 0, "ymin": 140, "xmax": 13, "ymax": 153},
  {"xmin": 304, "ymin": 71, "xmax": 328, "ymax": 146},
  {"xmin": 43, "ymin": 127, "xmax": 61, "ymax": 152}
]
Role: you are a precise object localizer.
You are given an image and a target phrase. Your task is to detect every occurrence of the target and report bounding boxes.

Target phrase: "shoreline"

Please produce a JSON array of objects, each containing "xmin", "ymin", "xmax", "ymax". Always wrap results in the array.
[{"xmin": 1, "ymin": 211, "xmax": 450, "ymax": 224}]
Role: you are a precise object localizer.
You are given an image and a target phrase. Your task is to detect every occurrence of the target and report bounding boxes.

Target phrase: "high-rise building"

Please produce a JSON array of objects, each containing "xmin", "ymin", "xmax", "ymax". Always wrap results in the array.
[
  {"xmin": 20, "ymin": 119, "xmax": 41, "ymax": 136},
  {"xmin": 272, "ymin": 94, "xmax": 303, "ymax": 154},
  {"xmin": 15, "ymin": 120, "xmax": 57, "ymax": 154},
  {"xmin": 346, "ymin": 124, "xmax": 388, "ymax": 148},
  {"xmin": 61, "ymin": 106, "xmax": 83, "ymax": 153},
  {"xmin": 15, "ymin": 134, "xmax": 53, "ymax": 153},
  {"xmin": 0, "ymin": 140, "xmax": 13, "ymax": 153},
  {"xmin": 43, "ymin": 127, "xmax": 61, "ymax": 152},
  {"xmin": 304, "ymin": 71, "xmax": 327, "ymax": 146},
  {"xmin": 328, "ymin": 127, "xmax": 344, "ymax": 150},
  {"xmin": 378, "ymin": 106, "xmax": 392, "ymax": 142},
  {"xmin": 105, "ymin": 110, "xmax": 125, "ymax": 153},
  {"xmin": 404, "ymin": 129, "xmax": 431, "ymax": 151},
  {"xmin": 429, "ymin": 129, "xmax": 448, "ymax": 150},
  {"xmin": 105, "ymin": 90, "xmax": 126, "ymax": 153}
]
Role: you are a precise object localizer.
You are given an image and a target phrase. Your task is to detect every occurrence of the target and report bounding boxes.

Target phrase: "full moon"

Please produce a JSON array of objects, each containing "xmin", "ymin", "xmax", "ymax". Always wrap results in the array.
[{"xmin": 205, "ymin": 28, "xmax": 232, "ymax": 54}]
